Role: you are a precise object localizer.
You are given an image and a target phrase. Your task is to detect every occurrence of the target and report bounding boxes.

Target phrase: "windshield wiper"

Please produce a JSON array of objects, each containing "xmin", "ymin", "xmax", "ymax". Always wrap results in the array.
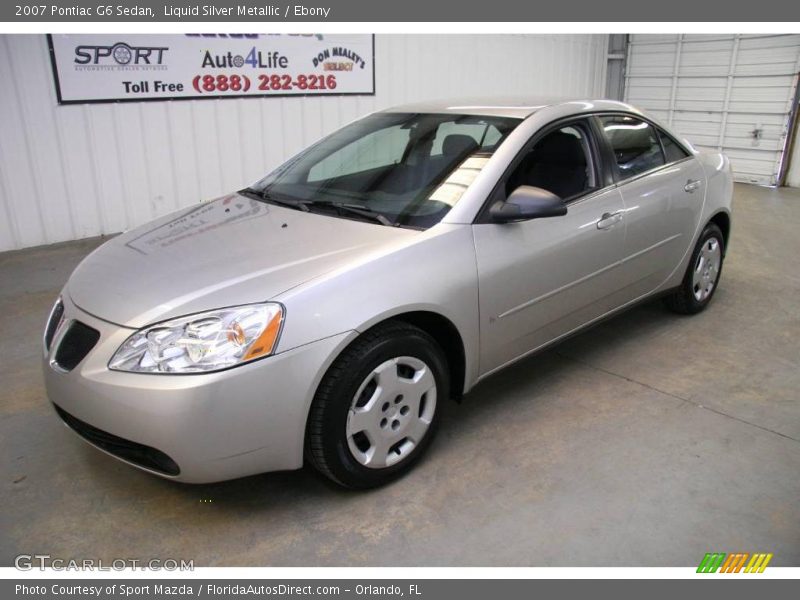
[
  {"xmin": 308, "ymin": 201, "xmax": 394, "ymax": 227},
  {"xmin": 239, "ymin": 188, "xmax": 310, "ymax": 212},
  {"xmin": 240, "ymin": 189, "xmax": 392, "ymax": 226}
]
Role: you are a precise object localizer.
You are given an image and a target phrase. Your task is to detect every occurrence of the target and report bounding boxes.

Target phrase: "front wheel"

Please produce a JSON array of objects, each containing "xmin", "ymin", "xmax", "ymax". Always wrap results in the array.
[
  {"xmin": 306, "ymin": 321, "xmax": 448, "ymax": 489},
  {"xmin": 664, "ymin": 222, "xmax": 725, "ymax": 314}
]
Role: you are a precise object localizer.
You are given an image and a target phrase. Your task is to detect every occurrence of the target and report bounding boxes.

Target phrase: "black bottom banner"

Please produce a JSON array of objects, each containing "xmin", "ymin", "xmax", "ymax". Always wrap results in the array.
[{"xmin": 5, "ymin": 579, "xmax": 797, "ymax": 600}]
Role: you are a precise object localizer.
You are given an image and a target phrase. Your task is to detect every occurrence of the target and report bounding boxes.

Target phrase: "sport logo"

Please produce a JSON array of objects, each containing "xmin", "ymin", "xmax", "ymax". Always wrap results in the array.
[
  {"xmin": 697, "ymin": 552, "xmax": 773, "ymax": 573},
  {"xmin": 74, "ymin": 43, "xmax": 168, "ymax": 67}
]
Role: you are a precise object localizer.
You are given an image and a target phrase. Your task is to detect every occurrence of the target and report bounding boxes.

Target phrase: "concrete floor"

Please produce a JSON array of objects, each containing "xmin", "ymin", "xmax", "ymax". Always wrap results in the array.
[{"xmin": 1, "ymin": 183, "xmax": 798, "ymax": 567}]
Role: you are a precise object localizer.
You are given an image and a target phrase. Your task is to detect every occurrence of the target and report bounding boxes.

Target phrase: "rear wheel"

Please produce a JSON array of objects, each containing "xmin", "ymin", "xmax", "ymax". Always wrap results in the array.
[
  {"xmin": 664, "ymin": 222, "xmax": 725, "ymax": 314},
  {"xmin": 306, "ymin": 321, "xmax": 447, "ymax": 489}
]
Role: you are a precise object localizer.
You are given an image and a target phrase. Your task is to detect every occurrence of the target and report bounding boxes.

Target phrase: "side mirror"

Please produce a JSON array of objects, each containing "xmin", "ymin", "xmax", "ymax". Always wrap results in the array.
[{"xmin": 490, "ymin": 186, "xmax": 567, "ymax": 223}]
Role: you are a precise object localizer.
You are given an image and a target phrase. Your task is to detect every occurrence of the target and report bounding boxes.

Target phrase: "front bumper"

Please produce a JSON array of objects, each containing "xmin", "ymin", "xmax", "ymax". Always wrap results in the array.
[{"xmin": 43, "ymin": 293, "xmax": 355, "ymax": 483}]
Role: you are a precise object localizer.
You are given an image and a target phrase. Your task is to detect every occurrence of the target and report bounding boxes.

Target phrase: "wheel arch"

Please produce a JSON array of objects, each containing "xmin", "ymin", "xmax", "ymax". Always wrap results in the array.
[
  {"xmin": 708, "ymin": 210, "xmax": 731, "ymax": 255},
  {"xmin": 333, "ymin": 309, "xmax": 468, "ymax": 401}
]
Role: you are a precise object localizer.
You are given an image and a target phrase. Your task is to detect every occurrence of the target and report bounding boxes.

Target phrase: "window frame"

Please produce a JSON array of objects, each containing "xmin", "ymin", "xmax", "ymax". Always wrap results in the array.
[{"xmin": 475, "ymin": 116, "xmax": 610, "ymax": 224}]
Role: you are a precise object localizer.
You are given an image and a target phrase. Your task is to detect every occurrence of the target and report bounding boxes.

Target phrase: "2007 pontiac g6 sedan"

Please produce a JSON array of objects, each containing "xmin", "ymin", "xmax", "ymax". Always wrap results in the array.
[{"xmin": 44, "ymin": 98, "xmax": 733, "ymax": 488}]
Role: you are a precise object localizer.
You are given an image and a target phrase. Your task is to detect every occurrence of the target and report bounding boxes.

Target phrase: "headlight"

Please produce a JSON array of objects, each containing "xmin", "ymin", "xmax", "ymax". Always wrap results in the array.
[{"xmin": 109, "ymin": 303, "xmax": 284, "ymax": 374}]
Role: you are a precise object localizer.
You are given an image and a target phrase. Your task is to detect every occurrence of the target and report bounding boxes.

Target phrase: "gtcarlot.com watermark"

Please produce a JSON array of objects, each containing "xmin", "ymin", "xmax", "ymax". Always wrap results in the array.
[{"xmin": 14, "ymin": 554, "xmax": 194, "ymax": 571}]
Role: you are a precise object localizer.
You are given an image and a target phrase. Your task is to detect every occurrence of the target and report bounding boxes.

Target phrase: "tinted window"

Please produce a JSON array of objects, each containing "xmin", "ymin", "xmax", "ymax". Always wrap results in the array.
[
  {"xmin": 659, "ymin": 129, "xmax": 691, "ymax": 163},
  {"xmin": 505, "ymin": 123, "xmax": 596, "ymax": 200},
  {"xmin": 600, "ymin": 115, "xmax": 665, "ymax": 180}
]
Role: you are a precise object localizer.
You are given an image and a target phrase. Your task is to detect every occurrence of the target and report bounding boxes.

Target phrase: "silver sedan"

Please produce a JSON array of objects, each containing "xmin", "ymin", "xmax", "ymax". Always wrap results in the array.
[{"xmin": 43, "ymin": 98, "xmax": 733, "ymax": 488}]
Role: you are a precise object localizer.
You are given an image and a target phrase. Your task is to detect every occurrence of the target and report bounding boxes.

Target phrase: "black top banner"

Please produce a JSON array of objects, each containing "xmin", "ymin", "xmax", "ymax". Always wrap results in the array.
[{"xmin": 3, "ymin": 0, "xmax": 800, "ymax": 22}]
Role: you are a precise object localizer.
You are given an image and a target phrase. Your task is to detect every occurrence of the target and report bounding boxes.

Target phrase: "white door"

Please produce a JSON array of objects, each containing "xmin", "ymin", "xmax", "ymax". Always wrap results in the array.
[{"xmin": 625, "ymin": 34, "xmax": 800, "ymax": 186}]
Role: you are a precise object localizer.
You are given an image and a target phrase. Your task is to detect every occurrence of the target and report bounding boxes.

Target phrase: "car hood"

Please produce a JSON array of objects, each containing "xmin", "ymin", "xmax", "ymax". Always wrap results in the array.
[{"xmin": 67, "ymin": 194, "xmax": 415, "ymax": 328}]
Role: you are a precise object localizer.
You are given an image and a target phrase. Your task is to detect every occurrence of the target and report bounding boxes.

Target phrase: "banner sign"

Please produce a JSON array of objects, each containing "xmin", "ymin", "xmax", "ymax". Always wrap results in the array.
[{"xmin": 47, "ymin": 33, "xmax": 375, "ymax": 104}]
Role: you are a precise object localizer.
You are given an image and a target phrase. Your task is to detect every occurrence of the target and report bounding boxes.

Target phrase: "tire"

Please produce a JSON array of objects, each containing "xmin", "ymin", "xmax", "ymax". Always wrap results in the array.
[
  {"xmin": 664, "ymin": 222, "xmax": 725, "ymax": 315},
  {"xmin": 306, "ymin": 321, "xmax": 448, "ymax": 489}
]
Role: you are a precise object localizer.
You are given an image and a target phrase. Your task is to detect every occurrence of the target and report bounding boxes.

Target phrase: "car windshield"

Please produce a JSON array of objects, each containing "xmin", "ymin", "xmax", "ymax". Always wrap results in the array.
[{"xmin": 246, "ymin": 112, "xmax": 520, "ymax": 229}]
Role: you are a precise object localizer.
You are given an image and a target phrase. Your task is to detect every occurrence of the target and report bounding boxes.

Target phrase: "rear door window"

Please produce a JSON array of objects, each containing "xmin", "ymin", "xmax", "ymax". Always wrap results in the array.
[{"xmin": 599, "ymin": 115, "xmax": 665, "ymax": 180}]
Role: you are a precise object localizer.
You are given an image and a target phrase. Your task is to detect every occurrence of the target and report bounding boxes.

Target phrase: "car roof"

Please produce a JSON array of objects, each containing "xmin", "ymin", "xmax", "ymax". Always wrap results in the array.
[{"xmin": 380, "ymin": 97, "xmax": 638, "ymax": 119}]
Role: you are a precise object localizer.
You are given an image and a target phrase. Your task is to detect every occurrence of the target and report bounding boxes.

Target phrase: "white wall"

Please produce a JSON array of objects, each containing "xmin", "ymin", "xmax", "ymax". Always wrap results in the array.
[{"xmin": 0, "ymin": 34, "xmax": 609, "ymax": 251}]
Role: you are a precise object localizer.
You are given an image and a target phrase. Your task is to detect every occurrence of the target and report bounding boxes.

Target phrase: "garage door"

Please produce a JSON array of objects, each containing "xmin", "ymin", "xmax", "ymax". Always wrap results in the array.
[{"xmin": 625, "ymin": 34, "xmax": 800, "ymax": 186}]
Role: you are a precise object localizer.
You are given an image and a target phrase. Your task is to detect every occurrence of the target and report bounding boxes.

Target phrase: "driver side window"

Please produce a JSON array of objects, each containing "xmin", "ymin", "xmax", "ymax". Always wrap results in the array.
[{"xmin": 504, "ymin": 123, "xmax": 597, "ymax": 201}]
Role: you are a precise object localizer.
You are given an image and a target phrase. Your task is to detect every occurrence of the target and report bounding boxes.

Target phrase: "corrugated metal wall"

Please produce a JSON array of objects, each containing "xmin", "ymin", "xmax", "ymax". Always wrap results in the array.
[
  {"xmin": 0, "ymin": 34, "xmax": 608, "ymax": 251},
  {"xmin": 625, "ymin": 34, "xmax": 800, "ymax": 186}
]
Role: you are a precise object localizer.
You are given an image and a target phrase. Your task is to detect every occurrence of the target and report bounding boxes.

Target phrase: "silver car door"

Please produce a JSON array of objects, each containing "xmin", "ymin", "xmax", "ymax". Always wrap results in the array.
[
  {"xmin": 473, "ymin": 120, "xmax": 627, "ymax": 377},
  {"xmin": 597, "ymin": 115, "xmax": 706, "ymax": 300}
]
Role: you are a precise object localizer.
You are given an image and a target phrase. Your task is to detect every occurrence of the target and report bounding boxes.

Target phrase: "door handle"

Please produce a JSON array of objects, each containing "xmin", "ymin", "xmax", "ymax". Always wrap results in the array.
[
  {"xmin": 684, "ymin": 179, "xmax": 702, "ymax": 193},
  {"xmin": 596, "ymin": 211, "xmax": 623, "ymax": 230}
]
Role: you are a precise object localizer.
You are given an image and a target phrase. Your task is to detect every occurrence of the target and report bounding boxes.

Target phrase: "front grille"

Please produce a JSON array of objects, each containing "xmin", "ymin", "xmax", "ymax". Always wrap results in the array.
[
  {"xmin": 44, "ymin": 298, "xmax": 64, "ymax": 350},
  {"xmin": 53, "ymin": 404, "xmax": 180, "ymax": 476},
  {"xmin": 53, "ymin": 321, "xmax": 100, "ymax": 371}
]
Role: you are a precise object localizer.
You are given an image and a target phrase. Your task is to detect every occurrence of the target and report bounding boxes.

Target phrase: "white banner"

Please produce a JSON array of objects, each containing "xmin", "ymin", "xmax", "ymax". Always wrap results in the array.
[{"xmin": 48, "ymin": 34, "xmax": 375, "ymax": 103}]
